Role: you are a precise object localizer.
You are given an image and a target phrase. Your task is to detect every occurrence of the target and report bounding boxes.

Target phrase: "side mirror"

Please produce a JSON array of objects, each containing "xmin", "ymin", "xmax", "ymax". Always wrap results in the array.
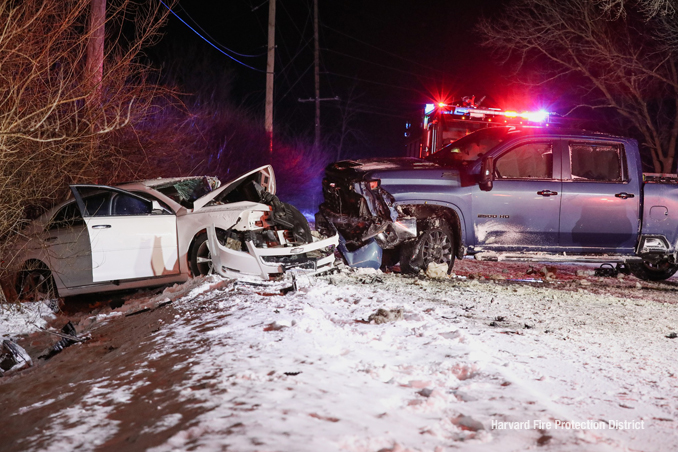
[
  {"xmin": 152, "ymin": 200, "xmax": 165, "ymax": 214},
  {"xmin": 479, "ymin": 156, "xmax": 494, "ymax": 192}
]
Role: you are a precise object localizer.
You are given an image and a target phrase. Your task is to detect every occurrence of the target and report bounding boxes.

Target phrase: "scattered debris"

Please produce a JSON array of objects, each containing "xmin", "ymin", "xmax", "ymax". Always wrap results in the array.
[
  {"xmin": 264, "ymin": 320, "xmax": 295, "ymax": 331},
  {"xmin": 452, "ymin": 414, "xmax": 485, "ymax": 432},
  {"xmin": 526, "ymin": 266, "xmax": 556, "ymax": 279},
  {"xmin": 536, "ymin": 432, "xmax": 553, "ymax": 446},
  {"xmin": 126, "ymin": 307, "xmax": 151, "ymax": 317},
  {"xmin": 39, "ymin": 321, "xmax": 81, "ymax": 360},
  {"xmin": 0, "ymin": 339, "xmax": 33, "ymax": 374},
  {"xmin": 595, "ymin": 263, "xmax": 618, "ymax": 277},
  {"xmin": 417, "ymin": 388, "xmax": 434, "ymax": 398},
  {"xmin": 425, "ymin": 262, "xmax": 449, "ymax": 279},
  {"xmin": 367, "ymin": 308, "xmax": 404, "ymax": 324},
  {"xmin": 666, "ymin": 332, "xmax": 677, "ymax": 339}
]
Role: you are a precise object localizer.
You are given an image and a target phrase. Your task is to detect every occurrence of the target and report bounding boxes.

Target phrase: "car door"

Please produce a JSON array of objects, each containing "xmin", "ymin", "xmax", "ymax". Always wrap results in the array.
[
  {"xmin": 472, "ymin": 139, "xmax": 563, "ymax": 250},
  {"xmin": 559, "ymin": 140, "xmax": 640, "ymax": 252},
  {"xmin": 43, "ymin": 201, "xmax": 93, "ymax": 288},
  {"xmin": 71, "ymin": 185, "xmax": 180, "ymax": 282}
]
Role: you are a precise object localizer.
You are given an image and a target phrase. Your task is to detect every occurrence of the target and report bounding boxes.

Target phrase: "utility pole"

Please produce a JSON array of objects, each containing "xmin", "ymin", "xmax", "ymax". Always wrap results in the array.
[
  {"xmin": 299, "ymin": 0, "xmax": 339, "ymax": 146},
  {"xmin": 313, "ymin": 0, "xmax": 320, "ymax": 151},
  {"xmin": 265, "ymin": 0, "xmax": 276, "ymax": 156},
  {"xmin": 86, "ymin": 0, "xmax": 106, "ymax": 103}
]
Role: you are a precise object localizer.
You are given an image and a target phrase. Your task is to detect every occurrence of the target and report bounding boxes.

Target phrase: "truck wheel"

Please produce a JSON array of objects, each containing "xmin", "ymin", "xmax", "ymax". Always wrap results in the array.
[
  {"xmin": 189, "ymin": 233, "xmax": 214, "ymax": 276},
  {"xmin": 629, "ymin": 259, "xmax": 678, "ymax": 281},
  {"xmin": 400, "ymin": 220, "xmax": 454, "ymax": 274}
]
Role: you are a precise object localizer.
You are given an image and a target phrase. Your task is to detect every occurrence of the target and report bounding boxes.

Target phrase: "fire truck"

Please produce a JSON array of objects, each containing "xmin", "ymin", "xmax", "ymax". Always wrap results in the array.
[{"xmin": 406, "ymin": 96, "xmax": 552, "ymax": 158}]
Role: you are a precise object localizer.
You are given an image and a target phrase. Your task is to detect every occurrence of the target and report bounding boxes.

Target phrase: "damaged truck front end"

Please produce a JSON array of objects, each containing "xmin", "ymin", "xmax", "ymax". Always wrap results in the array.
[
  {"xmin": 316, "ymin": 159, "xmax": 464, "ymax": 272},
  {"xmin": 316, "ymin": 161, "xmax": 415, "ymax": 249}
]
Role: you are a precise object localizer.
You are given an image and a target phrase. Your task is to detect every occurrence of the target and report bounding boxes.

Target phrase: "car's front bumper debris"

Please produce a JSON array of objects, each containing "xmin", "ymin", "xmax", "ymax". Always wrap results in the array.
[{"xmin": 207, "ymin": 225, "xmax": 339, "ymax": 280}]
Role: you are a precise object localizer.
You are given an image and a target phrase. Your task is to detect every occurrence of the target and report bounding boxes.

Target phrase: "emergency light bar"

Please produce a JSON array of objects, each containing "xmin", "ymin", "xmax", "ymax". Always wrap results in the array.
[{"xmin": 425, "ymin": 103, "xmax": 550, "ymax": 123}]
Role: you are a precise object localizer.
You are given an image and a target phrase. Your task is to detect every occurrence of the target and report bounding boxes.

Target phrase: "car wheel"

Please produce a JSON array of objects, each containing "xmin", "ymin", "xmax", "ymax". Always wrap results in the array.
[
  {"xmin": 16, "ymin": 262, "xmax": 58, "ymax": 301},
  {"xmin": 284, "ymin": 203, "xmax": 313, "ymax": 243},
  {"xmin": 189, "ymin": 233, "xmax": 214, "ymax": 277},
  {"xmin": 629, "ymin": 259, "xmax": 678, "ymax": 281},
  {"xmin": 400, "ymin": 220, "xmax": 454, "ymax": 274}
]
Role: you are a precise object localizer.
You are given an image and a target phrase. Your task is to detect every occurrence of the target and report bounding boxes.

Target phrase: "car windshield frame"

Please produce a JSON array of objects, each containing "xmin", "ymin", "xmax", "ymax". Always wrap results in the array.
[{"xmin": 425, "ymin": 127, "xmax": 511, "ymax": 166}]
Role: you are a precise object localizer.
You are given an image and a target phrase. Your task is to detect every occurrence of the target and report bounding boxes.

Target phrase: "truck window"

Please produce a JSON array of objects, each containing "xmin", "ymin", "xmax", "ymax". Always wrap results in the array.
[
  {"xmin": 570, "ymin": 143, "xmax": 622, "ymax": 181},
  {"xmin": 495, "ymin": 142, "xmax": 553, "ymax": 179},
  {"xmin": 426, "ymin": 127, "xmax": 510, "ymax": 165}
]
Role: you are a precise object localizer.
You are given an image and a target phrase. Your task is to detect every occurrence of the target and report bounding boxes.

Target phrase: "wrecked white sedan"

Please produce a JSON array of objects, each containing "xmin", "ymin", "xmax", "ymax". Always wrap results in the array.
[{"xmin": 11, "ymin": 165, "xmax": 338, "ymax": 298}]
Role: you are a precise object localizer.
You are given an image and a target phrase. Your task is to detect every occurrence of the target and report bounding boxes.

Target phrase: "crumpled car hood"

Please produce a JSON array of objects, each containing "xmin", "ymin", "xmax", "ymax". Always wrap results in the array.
[
  {"xmin": 192, "ymin": 165, "xmax": 276, "ymax": 211},
  {"xmin": 330, "ymin": 158, "xmax": 440, "ymax": 174}
]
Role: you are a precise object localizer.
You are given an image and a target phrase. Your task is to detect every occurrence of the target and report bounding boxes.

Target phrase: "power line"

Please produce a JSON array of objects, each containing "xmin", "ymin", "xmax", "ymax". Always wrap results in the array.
[
  {"xmin": 158, "ymin": 0, "xmax": 266, "ymax": 72},
  {"xmin": 274, "ymin": 2, "xmax": 314, "ymax": 99},
  {"xmin": 326, "ymin": 102, "xmax": 412, "ymax": 119},
  {"xmin": 322, "ymin": 48, "xmax": 442, "ymax": 82},
  {"xmin": 176, "ymin": 3, "xmax": 267, "ymax": 57},
  {"xmin": 279, "ymin": 63, "xmax": 314, "ymax": 100},
  {"xmin": 322, "ymin": 24, "xmax": 448, "ymax": 75},
  {"xmin": 324, "ymin": 71, "xmax": 424, "ymax": 94}
]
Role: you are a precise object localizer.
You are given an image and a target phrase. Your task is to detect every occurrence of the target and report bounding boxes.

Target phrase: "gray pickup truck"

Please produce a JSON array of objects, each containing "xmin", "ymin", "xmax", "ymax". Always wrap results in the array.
[{"xmin": 316, "ymin": 126, "xmax": 678, "ymax": 280}]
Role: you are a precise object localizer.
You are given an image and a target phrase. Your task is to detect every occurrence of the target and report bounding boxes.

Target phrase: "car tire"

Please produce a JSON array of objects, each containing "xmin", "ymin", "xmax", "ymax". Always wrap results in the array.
[
  {"xmin": 284, "ymin": 203, "xmax": 313, "ymax": 244},
  {"xmin": 189, "ymin": 233, "xmax": 214, "ymax": 277},
  {"xmin": 16, "ymin": 262, "xmax": 58, "ymax": 301},
  {"xmin": 400, "ymin": 220, "xmax": 454, "ymax": 274},
  {"xmin": 629, "ymin": 259, "xmax": 678, "ymax": 281}
]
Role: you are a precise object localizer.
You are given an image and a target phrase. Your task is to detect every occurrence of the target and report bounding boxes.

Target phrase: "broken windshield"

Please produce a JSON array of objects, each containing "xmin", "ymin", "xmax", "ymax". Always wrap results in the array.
[
  {"xmin": 155, "ymin": 177, "xmax": 220, "ymax": 208},
  {"xmin": 425, "ymin": 127, "xmax": 511, "ymax": 166}
]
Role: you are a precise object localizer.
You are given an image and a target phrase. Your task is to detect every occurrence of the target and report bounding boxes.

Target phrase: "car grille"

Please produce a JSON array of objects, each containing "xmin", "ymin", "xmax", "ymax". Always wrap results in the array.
[{"xmin": 261, "ymin": 246, "xmax": 335, "ymax": 269}]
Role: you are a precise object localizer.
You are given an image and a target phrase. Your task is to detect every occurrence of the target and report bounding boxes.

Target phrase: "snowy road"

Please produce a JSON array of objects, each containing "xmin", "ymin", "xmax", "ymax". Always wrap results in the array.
[{"xmin": 2, "ymin": 261, "xmax": 678, "ymax": 451}]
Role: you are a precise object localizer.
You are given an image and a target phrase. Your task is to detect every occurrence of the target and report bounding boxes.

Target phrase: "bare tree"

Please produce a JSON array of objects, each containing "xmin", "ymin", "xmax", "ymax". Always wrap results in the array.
[
  {"xmin": 478, "ymin": 0, "xmax": 678, "ymax": 172},
  {"xmin": 0, "ymin": 0, "xmax": 173, "ymax": 282}
]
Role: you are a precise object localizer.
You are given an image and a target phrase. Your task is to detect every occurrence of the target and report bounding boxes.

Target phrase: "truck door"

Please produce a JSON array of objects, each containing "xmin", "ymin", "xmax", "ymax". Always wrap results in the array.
[
  {"xmin": 559, "ymin": 141, "xmax": 640, "ymax": 252},
  {"xmin": 71, "ymin": 185, "xmax": 180, "ymax": 282},
  {"xmin": 472, "ymin": 140, "xmax": 562, "ymax": 250}
]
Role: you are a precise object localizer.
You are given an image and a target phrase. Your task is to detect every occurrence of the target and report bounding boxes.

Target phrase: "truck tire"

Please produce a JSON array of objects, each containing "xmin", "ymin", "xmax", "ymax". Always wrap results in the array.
[
  {"xmin": 629, "ymin": 259, "xmax": 678, "ymax": 281},
  {"xmin": 400, "ymin": 219, "xmax": 454, "ymax": 274}
]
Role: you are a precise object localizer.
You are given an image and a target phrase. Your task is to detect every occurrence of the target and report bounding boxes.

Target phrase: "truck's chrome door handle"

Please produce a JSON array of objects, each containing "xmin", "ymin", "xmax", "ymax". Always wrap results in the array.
[
  {"xmin": 615, "ymin": 192, "xmax": 635, "ymax": 199},
  {"xmin": 91, "ymin": 224, "xmax": 111, "ymax": 229},
  {"xmin": 537, "ymin": 190, "xmax": 558, "ymax": 197}
]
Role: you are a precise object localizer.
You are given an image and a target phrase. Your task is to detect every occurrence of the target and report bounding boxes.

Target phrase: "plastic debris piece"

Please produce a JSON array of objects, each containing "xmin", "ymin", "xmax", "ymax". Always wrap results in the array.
[
  {"xmin": 337, "ymin": 234, "xmax": 382, "ymax": 269},
  {"xmin": 1, "ymin": 339, "xmax": 33, "ymax": 373}
]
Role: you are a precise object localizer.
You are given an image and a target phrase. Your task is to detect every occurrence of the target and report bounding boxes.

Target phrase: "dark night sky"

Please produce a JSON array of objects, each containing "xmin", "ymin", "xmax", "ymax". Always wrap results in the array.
[{"xmin": 153, "ymin": 0, "xmax": 529, "ymax": 157}]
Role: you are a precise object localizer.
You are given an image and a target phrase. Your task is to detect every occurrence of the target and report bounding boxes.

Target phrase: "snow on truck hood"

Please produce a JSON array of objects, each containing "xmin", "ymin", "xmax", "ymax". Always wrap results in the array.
[{"xmin": 192, "ymin": 165, "xmax": 276, "ymax": 211}]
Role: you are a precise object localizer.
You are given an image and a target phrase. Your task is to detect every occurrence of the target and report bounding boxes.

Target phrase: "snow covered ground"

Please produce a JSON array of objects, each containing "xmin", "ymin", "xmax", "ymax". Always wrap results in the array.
[{"xmin": 2, "ymin": 263, "xmax": 678, "ymax": 451}]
